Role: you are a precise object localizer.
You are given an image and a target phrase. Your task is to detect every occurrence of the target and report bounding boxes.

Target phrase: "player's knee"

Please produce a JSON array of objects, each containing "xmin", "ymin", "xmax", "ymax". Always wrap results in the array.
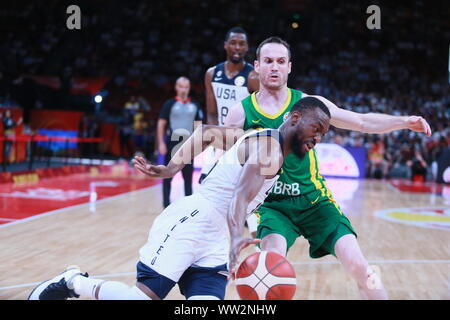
[
  {"xmin": 125, "ymin": 285, "xmax": 152, "ymax": 300},
  {"xmin": 347, "ymin": 257, "xmax": 370, "ymax": 280},
  {"xmin": 260, "ymin": 234, "xmax": 287, "ymax": 257}
]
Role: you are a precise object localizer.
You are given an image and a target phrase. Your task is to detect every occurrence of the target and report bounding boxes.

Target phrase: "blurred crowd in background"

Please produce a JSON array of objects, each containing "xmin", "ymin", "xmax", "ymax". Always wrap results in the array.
[{"xmin": 0, "ymin": 0, "xmax": 448, "ymax": 180}]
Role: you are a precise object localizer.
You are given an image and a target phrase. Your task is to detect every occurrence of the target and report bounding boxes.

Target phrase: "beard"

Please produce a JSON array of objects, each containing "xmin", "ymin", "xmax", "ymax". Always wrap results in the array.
[
  {"xmin": 291, "ymin": 135, "xmax": 315, "ymax": 159},
  {"xmin": 290, "ymin": 134, "xmax": 307, "ymax": 159},
  {"xmin": 229, "ymin": 56, "xmax": 243, "ymax": 64}
]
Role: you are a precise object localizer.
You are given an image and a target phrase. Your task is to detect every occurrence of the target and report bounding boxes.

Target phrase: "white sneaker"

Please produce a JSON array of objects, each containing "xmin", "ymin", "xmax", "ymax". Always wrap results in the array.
[{"xmin": 28, "ymin": 265, "xmax": 87, "ymax": 300}]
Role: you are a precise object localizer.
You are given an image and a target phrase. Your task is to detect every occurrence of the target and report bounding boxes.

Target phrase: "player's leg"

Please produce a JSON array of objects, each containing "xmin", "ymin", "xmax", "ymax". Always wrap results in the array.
[
  {"xmin": 260, "ymin": 233, "xmax": 287, "ymax": 256},
  {"xmin": 182, "ymin": 163, "xmax": 193, "ymax": 196},
  {"xmin": 71, "ymin": 270, "xmax": 157, "ymax": 300},
  {"xmin": 67, "ymin": 255, "xmax": 187, "ymax": 300},
  {"xmin": 162, "ymin": 177, "xmax": 172, "ymax": 208},
  {"xmin": 162, "ymin": 142, "xmax": 175, "ymax": 207},
  {"xmin": 28, "ymin": 266, "xmax": 154, "ymax": 300},
  {"xmin": 302, "ymin": 193, "xmax": 388, "ymax": 300},
  {"xmin": 334, "ymin": 233, "xmax": 388, "ymax": 300},
  {"xmin": 256, "ymin": 204, "xmax": 300, "ymax": 257},
  {"xmin": 137, "ymin": 193, "xmax": 212, "ymax": 298},
  {"xmin": 70, "ymin": 259, "xmax": 183, "ymax": 300},
  {"xmin": 29, "ymin": 194, "xmax": 205, "ymax": 300},
  {"xmin": 29, "ymin": 215, "xmax": 185, "ymax": 300},
  {"xmin": 178, "ymin": 264, "xmax": 228, "ymax": 300},
  {"xmin": 178, "ymin": 195, "xmax": 230, "ymax": 300}
]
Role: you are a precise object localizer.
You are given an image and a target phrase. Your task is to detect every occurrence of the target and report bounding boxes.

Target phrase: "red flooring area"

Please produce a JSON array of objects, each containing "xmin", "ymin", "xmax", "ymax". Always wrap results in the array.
[
  {"xmin": 389, "ymin": 178, "xmax": 446, "ymax": 195},
  {"xmin": 0, "ymin": 163, "xmax": 160, "ymax": 225}
]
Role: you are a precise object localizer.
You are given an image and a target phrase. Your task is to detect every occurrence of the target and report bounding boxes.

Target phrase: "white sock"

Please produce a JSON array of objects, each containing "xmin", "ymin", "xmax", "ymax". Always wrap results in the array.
[
  {"xmin": 72, "ymin": 275, "xmax": 105, "ymax": 299},
  {"xmin": 97, "ymin": 282, "xmax": 151, "ymax": 300},
  {"xmin": 72, "ymin": 275, "xmax": 151, "ymax": 300}
]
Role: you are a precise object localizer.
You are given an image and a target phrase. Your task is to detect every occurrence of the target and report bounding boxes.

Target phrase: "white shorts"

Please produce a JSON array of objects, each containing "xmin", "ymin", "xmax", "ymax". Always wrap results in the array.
[{"xmin": 139, "ymin": 193, "xmax": 229, "ymax": 282}]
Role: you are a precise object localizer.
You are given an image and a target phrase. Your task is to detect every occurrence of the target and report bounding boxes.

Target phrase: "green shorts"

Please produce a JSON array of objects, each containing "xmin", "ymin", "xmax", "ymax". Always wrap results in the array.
[{"xmin": 255, "ymin": 189, "xmax": 357, "ymax": 259}]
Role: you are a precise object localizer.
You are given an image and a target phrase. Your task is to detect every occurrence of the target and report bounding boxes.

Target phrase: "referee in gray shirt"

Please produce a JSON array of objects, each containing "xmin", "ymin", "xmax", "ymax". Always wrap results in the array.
[{"xmin": 157, "ymin": 76, "xmax": 203, "ymax": 208}]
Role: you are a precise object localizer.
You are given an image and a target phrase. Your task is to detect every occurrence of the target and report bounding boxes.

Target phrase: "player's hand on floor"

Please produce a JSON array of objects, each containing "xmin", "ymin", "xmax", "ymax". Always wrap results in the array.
[
  {"xmin": 132, "ymin": 156, "xmax": 173, "ymax": 178},
  {"xmin": 406, "ymin": 116, "xmax": 432, "ymax": 136},
  {"xmin": 228, "ymin": 237, "xmax": 261, "ymax": 280}
]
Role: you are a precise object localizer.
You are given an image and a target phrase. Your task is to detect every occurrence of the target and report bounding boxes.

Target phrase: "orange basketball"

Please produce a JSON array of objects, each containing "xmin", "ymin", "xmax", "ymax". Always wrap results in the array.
[{"xmin": 235, "ymin": 251, "xmax": 297, "ymax": 300}]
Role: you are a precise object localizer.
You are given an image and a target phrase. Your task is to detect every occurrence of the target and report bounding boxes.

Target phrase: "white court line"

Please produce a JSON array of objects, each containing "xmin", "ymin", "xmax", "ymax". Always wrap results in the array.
[
  {"xmin": 0, "ymin": 218, "xmax": 18, "ymax": 221},
  {"xmin": 0, "ymin": 183, "xmax": 160, "ymax": 229},
  {"xmin": 2, "ymin": 259, "xmax": 450, "ymax": 292},
  {"xmin": 386, "ymin": 181, "xmax": 401, "ymax": 193},
  {"xmin": 292, "ymin": 259, "xmax": 450, "ymax": 265}
]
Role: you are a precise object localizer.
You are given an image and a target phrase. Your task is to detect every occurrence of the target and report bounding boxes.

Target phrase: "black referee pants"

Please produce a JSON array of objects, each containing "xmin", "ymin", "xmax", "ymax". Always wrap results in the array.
[{"xmin": 162, "ymin": 140, "xmax": 193, "ymax": 208}]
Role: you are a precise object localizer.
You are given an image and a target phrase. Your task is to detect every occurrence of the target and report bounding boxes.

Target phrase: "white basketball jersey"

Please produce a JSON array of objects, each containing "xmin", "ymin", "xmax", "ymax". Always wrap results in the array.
[
  {"xmin": 211, "ymin": 62, "xmax": 253, "ymax": 125},
  {"xmin": 197, "ymin": 129, "xmax": 280, "ymax": 219}
]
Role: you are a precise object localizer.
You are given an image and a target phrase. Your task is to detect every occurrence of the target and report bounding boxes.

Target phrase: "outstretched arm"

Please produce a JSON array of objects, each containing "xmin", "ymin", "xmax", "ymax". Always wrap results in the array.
[
  {"xmin": 305, "ymin": 93, "xmax": 432, "ymax": 136},
  {"xmin": 133, "ymin": 124, "xmax": 244, "ymax": 178}
]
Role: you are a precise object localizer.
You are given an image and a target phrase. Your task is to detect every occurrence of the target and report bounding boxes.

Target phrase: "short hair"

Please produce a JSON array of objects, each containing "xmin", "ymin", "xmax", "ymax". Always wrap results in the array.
[
  {"xmin": 256, "ymin": 36, "xmax": 291, "ymax": 61},
  {"xmin": 225, "ymin": 27, "xmax": 248, "ymax": 41},
  {"xmin": 290, "ymin": 97, "xmax": 331, "ymax": 118},
  {"xmin": 176, "ymin": 76, "xmax": 190, "ymax": 84}
]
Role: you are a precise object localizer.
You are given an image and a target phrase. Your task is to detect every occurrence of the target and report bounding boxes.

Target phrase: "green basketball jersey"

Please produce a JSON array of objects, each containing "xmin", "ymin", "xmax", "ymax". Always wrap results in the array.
[{"xmin": 242, "ymin": 88, "xmax": 332, "ymax": 200}]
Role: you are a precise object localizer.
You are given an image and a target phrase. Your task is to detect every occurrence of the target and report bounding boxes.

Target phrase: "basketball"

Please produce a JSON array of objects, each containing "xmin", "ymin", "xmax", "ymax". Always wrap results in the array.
[{"xmin": 235, "ymin": 251, "xmax": 297, "ymax": 300}]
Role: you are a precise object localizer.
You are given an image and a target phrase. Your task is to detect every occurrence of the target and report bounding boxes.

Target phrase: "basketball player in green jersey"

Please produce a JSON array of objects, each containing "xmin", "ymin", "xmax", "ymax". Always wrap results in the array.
[{"xmin": 224, "ymin": 37, "xmax": 432, "ymax": 300}]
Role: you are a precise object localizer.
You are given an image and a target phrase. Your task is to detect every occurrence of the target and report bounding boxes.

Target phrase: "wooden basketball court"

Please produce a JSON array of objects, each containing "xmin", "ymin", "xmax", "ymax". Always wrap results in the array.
[{"xmin": 0, "ymin": 166, "xmax": 449, "ymax": 300}]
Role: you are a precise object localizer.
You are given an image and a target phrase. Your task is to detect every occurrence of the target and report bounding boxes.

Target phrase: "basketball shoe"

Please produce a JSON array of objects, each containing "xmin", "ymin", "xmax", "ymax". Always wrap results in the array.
[{"xmin": 28, "ymin": 265, "xmax": 88, "ymax": 300}]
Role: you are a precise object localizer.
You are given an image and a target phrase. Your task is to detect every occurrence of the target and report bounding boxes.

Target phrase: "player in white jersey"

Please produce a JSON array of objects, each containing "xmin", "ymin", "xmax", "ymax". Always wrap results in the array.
[
  {"xmin": 29, "ymin": 97, "xmax": 330, "ymax": 300},
  {"xmin": 201, "ymin": 26, "xmax": 260, "ymax": 236}
]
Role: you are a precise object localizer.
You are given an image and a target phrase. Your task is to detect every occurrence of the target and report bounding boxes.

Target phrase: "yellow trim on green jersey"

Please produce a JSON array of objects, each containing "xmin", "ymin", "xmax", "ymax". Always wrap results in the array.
[
  {"xmin": 242, "ymin": 87, "xmax": 333, "ymax": 199},
  {"xmin": 329, "ymin": 198, "xmax": 344, "ymax": 215},
  {"xmin": 309, "ymin": 150, "xmax": 323, "ymax": 194},
  {"xmin": 255, "ymin": 212, "xmax": 261, "ymax": 224},
  {"xmin": 250, "ymin": 88, "xmax": 292, "ymax": 119}
]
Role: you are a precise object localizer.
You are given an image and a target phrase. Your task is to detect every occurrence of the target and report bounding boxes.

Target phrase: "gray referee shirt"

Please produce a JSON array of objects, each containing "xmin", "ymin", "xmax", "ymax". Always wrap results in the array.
[{"xmin": 159, "ymin": 97, "xmax": 203, "ymax": 141}]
